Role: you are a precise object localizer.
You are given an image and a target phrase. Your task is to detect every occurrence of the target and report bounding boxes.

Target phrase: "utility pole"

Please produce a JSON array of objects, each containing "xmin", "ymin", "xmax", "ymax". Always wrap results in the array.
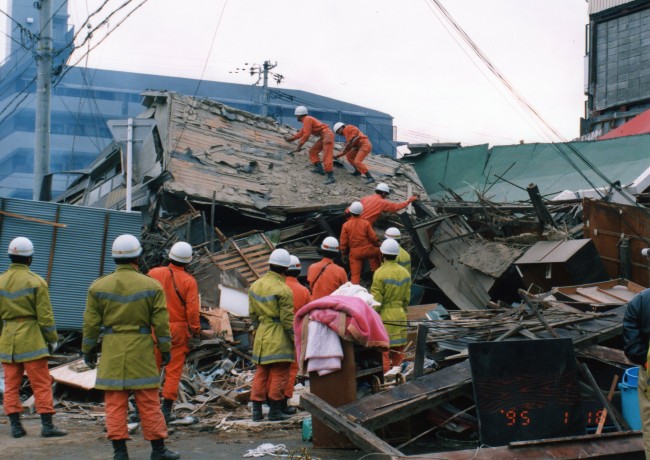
[
  {"xmin": 245, "ymin": 60, "xmax": 283, "ymax": 117},
  {"xmin": 33, "ymin": 0, "xmax": 53, "ymax": 200}
]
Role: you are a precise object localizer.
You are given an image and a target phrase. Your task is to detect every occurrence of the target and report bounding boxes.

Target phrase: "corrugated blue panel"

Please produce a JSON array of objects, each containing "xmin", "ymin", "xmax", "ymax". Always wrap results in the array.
[{"xmin": 0, "ymin": 198, "xmax": 141, "ymax": 330}]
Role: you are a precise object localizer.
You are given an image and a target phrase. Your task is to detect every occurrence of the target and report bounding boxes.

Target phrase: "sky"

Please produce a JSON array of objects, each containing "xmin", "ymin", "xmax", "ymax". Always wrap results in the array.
[{"xmin": 3, "ymin": 0, "xmax": 589, "ymax": 147}]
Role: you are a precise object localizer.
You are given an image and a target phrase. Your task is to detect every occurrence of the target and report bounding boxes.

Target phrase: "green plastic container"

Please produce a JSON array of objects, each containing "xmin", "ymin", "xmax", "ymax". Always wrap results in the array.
[{"xmin": 302, "ymin": 417, "xmax": 312, "ymax": 442}]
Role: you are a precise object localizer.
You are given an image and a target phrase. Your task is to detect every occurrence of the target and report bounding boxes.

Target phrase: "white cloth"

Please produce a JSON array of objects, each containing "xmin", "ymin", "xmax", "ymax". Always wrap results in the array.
[
  {"xmin": 305, "ymin": 321, "xmax": 343, "ymax": 376},
  {"xmin": 331, "ymin": 282, "xmax": 380, "ymax": 308}
]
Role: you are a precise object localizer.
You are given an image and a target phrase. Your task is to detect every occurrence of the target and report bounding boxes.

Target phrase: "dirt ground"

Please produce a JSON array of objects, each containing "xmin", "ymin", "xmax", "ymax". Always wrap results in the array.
[{"xmin": 0, "ymin": 412, "xmax": 364, "ymax": 460}]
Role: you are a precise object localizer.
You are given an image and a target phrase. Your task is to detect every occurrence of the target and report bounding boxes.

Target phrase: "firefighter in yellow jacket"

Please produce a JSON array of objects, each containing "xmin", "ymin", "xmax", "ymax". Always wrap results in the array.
[
  {"xmin": 0, "ymin": 237, "xmax": 67, "ymax": 438},
  {"xmin": 82, "ymin": 234, "xmax": 179, "ymax": 460},
  {"xmin": 371, "ymin": 239, "xmax": 411, "ymax": 373},
  {"xmin": 384, "ymin": 227, "xmax": 411, "ymax": 274},
  {"xmin": 249, "ymin": 248, "xmax": 295, "ymax": 422}
]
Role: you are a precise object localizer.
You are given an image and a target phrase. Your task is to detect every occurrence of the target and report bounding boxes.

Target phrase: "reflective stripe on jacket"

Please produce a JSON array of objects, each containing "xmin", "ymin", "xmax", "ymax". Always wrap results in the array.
[
  {"xmin": 397, "ymin": 246, "xmax": 411, "ymax": 274},
  {"xmin": 0, "ymin": 264, "xmax": 57, "ymax": 363},
  {"xmin": 83, "ymin": 264, "xmax": 171, "ymax": 390},
  {"xmin": 371, "ymin": 260, "xmax": 411, "ymax": 347},
  {"xmin": 249, "ymin": 271, "xmax": 295, "ymax": 365}
]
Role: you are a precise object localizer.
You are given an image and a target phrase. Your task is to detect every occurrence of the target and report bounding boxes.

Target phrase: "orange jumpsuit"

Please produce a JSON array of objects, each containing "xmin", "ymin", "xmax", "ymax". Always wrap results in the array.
[
  {"xmin": 307, "ymin": 257, "xmax": 348, "ymax": 300},
  {"xmin": 288, "ymin": 115, "xmax": 335, "ymax": 173},
  {"xmin": 283, "ymin": 276, "xmax": 311, "ymax": 398},
  {"xmin": 360, "ymin": 193, "xmax": 416, "ymax": 225},
  {"xmin": 338, "ymin": 125, "xmax": 372, "ymax": 175},
  {"xmin": 148, "ymin": 264, "xmax": 200, "ymax": 401},
  {"xmin": 340, "ymin": 216, "xmax": 382, "ymax": 285}
]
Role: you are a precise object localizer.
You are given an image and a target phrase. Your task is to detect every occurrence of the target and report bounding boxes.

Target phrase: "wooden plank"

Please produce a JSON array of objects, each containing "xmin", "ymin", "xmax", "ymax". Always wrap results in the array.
[
  {"xmin": 0, "ymin": 210, "xmax": 67, "ymax": 228},
  {"xmin": 300, "ymin": 392, "xmax": 404, "ymax": 457},
  {"xmin": 50, "ymin": 358, "xmax": 96, "ymax": 390}
]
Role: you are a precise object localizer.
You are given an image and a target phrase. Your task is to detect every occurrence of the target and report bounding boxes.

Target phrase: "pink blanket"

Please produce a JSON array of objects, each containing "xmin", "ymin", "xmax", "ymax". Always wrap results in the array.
[{"xmin": 294, "ymin": 295, "xmax": 390, "ymax": 373}]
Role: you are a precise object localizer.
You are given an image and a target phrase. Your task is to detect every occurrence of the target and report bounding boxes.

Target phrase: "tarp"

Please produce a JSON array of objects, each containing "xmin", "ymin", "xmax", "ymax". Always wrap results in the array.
[
  {"xmin": 599, "ymin": 109, "xmax": 650, "ymax": 140},
  {"xmin": 408, "ymin": 135, "xmax": 650, "ymax": 202}
]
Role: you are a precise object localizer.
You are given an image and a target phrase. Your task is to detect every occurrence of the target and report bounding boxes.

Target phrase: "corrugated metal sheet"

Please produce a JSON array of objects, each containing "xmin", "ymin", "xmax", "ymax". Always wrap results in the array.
[
  {"xmin": 589, "ymin": 0, "xmax": 636, "ymax": 15},
  {"xmin": 0, "ymin": 197, "xmax": 141, "ymax": 330}
]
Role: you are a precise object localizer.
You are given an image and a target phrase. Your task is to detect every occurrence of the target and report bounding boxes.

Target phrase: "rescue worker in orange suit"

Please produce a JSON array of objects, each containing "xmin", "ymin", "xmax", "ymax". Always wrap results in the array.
[
  {"xmin": 307, "ymin": 237, "xmax": 348, "ymax": 300},
  {"xmin": 371, "ymin": 239, "xmax": 412, "ymax": 373},
  {"xmin": 282, "ymin": 255, "xmax": 311, "ymax": 415},
  {"xmin": 249, "ymin": 249, "xmax": 295, "ymax": 422},
  {"xmin": 284, "ymin": 105, "xmax": 336, "ymax": 185},
  {"xmin": 0, "ymin": 237, "xmax": 67, "ymax": 439},
  {"xmin": 333, "ymin": 122, "xmax": 375, "ymax": 184},
  {"xmin": 148, "ymin": 241, "xmax": 201, "ymax": 423},
  {"xmin": 82, "ymin": 234, "xmax": 179, "ymax": 460},
  {"xmin": 360, "ymin": 182, "xmax": 419, "ymax": 225},
  {"xmin": 340, "ymin": 201, "xmax": 382, "ymax": 285}
]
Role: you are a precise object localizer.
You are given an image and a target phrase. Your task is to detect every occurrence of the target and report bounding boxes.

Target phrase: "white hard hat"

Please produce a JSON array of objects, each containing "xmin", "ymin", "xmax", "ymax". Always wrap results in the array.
[
  {"xmin": 333, "ymin": 122, "xmax": 344, "ymax": 133},
  {"xmin": 294, "ymin": 106, "xmax": 308, "ymax": 116},
  {"xmin": 112, "ymin": 234, "xmax": 143, "ymax": 259},
  {"xmin": 384, "ymin": 227, "xmax": 401, "ymax": 240},
  {"xmin": 169, "ymin": 241, "xmax": 192, "ymax": 264},
  {"xmin": 289, "ymin": 255, "xmax": 301, "ymax": 271},
  {"xmin": 380, "ymin": 239, "xmax": 400, "ymax": 256},
  {"xmin": 349, "ymin": 201, "xmax": 363, "ymax": 215},
  {"xmin": 375, "ymin": 183, "xmax": 390, "ymax": 194},
  {"xmin": 269, "ymin": 248, "xmax": 291, "ymax": 267},
  {"xmin": 8, "ymin": 237, "xmax": 34, "ymax": 257},
  {"xmin": 320, "ymin": 236, "xmax": 339, "ymax": 253}
]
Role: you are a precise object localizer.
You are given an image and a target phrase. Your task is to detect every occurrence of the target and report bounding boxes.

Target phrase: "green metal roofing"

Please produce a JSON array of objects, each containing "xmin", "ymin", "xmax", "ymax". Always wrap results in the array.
[{"xmin": 408, "ymin": 134, "xmax": 650, "ymax": 202}]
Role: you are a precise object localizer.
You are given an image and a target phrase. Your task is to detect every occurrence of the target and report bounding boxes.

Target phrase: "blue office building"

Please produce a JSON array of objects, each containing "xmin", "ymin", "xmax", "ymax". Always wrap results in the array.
[{"xmin": 0, "ymin": 0, "xmax": 395, "ymax": 199}]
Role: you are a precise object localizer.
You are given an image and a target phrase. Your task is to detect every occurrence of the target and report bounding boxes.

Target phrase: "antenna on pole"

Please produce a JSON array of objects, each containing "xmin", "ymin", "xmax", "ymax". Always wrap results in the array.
[{"xmin": 248, "ymin": 60, "xmax": 283, "ymax": 117}]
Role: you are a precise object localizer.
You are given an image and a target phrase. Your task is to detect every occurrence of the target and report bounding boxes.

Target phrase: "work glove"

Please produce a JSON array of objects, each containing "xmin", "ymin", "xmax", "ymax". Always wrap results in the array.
[
  {"xmin": 188, "ymin": 335, "xmax": 201, "ymax": 350},
  {"xmin": 161, "ymin": 351, "xmax": 172, "ymax": 367},
  {"xmin": 408, "ymin": 194, "xmax": 419, "ymax": 203},
  {"xmin": 83, "ymin": 349, "xmax": 98, "ymax": 369},
  {"xmin": 47, "ymin": 342, "xmax": 58, "ymax": 354},
  {"xmin": 283, "ymin": 136, "xmax": 294, "ymax": 142}
]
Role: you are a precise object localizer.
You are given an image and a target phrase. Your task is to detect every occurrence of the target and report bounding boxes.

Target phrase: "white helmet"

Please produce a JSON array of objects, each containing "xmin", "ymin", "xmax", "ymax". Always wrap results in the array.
[
  {"xmin": 375, "ymin": 183, "xmax": 390, "ymax": 194},
  {"xmin": 349, "ymin": 201, "xmax": 363, "ymax": 215},
  {"xmin": 112, "ymin": 234, "xmax": 142, "ymax": 259},
  {"xmin": 333, "ymin": 122, "xmax": 344, "ymax": 133},
  {"xmin": 169, "ymin": 241, "xmax": 192, "ymax": 264},
  {"xmin": 269, "ymin": 248, "xmax": 291, "ymax": 267},
  {"xmin": 294, "ymin": 106, "xmax": 308, "ymax": 116},
  {"xmin": 384, "ymin": 227, "xmax": 401, "ymax": 240},
  {"xmin": 8, "ymin": 237, "xmax": 34, "ymax": 257},
  {"xmin": 320, "ymin": 236, "xmax": 339, "ymax": 253},
  {"xmin": 380, "ymin": 239, "xmax": 400, "ymax": 256},
  {"xmin": 288, "ymin": 255, "xmax": 301, "ymax": 271}
]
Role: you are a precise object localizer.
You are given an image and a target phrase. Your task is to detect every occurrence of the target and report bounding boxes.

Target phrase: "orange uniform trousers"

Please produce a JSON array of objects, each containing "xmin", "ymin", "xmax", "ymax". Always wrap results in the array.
[
  {"xmin": 349, "ymin": 246, "xmax": 382, "ymax": 285},
  {"xmin": 251, "ymin": 362, "xmax": 291, "ymax": 402},
  {"xmin": 309, "ymin": 132, "xmax": 334, "ymax": 173},
  {"xmin": 105, "ymin": 388, "xmax": 167, "ymax": 441},
  {"xmin": 382, "ymin": 346, "xmax": 406, "ymax": 374},
  {"xmin": 155, "ymin": 321, "xmax": 190, "ymax": 400},
  {"xmin": 345, "ymin": 139, "xmax": 372, "ymax": 175},
  {"xmin": 2, "ymin": 359, "xmax": 54, "ymax": 415}
]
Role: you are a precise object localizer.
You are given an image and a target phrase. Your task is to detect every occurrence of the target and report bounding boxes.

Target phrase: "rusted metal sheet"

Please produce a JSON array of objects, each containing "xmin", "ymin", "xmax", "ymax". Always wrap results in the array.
[{"xmin": 583, "ymin": 198, "xmax": 650, "ymax": 287}]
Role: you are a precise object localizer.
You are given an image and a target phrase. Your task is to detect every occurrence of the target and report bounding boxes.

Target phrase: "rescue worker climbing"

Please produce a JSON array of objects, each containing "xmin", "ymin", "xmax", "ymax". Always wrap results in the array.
[
  {"xmin": 384, "ymin": 227, "xmax": 411, "ymax": 274},
  {"xmin": 0, "ymin": 237, "xmax": 67, "ymax": 439},
  {"xmin": 371, "ymin": 239, "xmax": 412, "ymax": 373},
  {"xmin": 333, "ymin": 122, "xmax": 375, "ymax": 184},
  {"xmin": 284, "ymin": 106, "xmax": 336, "ymax": 185},
  {"xmin": 282, "ymin": 255, "xmax": 311, "ymax": 415},
  {"xmin": 360, "ymin": 183, "xmax": 419, "ymax": 225},
  {"xmin": 249, "ymin": 249, "xmax": 295, "ymax": 422},
  {"xmin": 82, "ymin": 234, "xmax": 179, "ymax": 460},
  {"xmin": 148, "ymin": 241, "xmax": 201, "ymax": 423},
  {"xmin": 340, "ymin": 201, "xmax": 382, "ymax": 285},
  {"xmin": 307, "ymin": 237, "xmax": 348, "ymax": 300}
]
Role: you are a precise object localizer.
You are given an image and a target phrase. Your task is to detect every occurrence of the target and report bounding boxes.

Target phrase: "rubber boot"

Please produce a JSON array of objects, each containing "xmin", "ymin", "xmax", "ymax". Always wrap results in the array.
[
  {"xmin": 268, "ymin": 400, "xmax": 290, "ymax": 421},
  {"xmin": 112, "ymin": 439, "xmax": 129, "ymax": 460},
  {"xmin": 161, "ymin": 398, "xmax": 174, "ymax": 423},
  {"xmin": 324, "ymin": 171, "xmax": 336, "ymax": 185},
  {"xmin": 252, "ymin": 401, "xmax": 264, "ymax": 421},
  {"xmin": 365, "ymin": 172, "xmax": 375, "ymax": 184},
  {"xmin": 281, "ymin": 398, "xmax": 297, "ymax": 415},
  {"xmin": 150, "ymin": 439, "xmax": 180, "ymax": 460},
  {"xmin": 311, "ymin": 162, "xmax": 325, "ymax": 175},
  {"xmin": 351, "ymin": 169, "xmax": 361, "ymax": 176},
  {"xmin": 8, "ymin": 413, "xmax": 26, "ymax": 438},
  {"xmin": 40, "ymin": 413, "xmax": 67, "ymax": 437}
]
